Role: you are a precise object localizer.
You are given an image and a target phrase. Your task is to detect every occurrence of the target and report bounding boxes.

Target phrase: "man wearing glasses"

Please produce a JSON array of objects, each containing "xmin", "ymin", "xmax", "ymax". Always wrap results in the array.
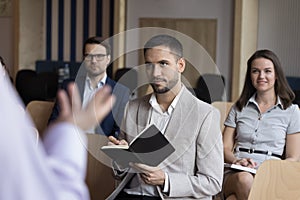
[{"xmin": 49, "ymin": 36, "xmax": 130, "ymax": 137}]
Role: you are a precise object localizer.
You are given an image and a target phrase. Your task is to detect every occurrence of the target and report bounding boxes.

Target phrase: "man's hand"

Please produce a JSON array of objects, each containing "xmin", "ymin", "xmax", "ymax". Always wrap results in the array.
[
  {"xmin": 233, "ymin": 158, "xmax": 257, "ymax": 168},
  {"xmin": 130, "ymin": 163, "xmax": 165, "ymax": 186},
  {"xmin": 108, "ymin": 136, "xmax": 128, "ymax": 146},
  {"xmin": 56, "ymin": 83, "xmax": 115, "ymax": 131}
]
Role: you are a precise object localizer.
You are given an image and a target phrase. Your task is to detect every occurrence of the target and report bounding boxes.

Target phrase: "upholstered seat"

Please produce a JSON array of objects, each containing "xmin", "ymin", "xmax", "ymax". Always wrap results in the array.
[
  {"xmin": 26, "ymin": 100, "xmax": 54, "ymax": 137},
  {"xmin": 211, "ymin": 101, "xmax": 234, "ymax": 131}
]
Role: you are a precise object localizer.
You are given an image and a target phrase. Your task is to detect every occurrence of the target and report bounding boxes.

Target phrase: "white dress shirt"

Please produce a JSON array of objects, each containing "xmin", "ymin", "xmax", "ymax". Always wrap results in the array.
[
  {"xmin": 82, "ymin": 74, "xmax": 107, "ymax": 133},
  {"xmin": 124, "ymin": 87, "xmax": 184, "ymax": 196}
]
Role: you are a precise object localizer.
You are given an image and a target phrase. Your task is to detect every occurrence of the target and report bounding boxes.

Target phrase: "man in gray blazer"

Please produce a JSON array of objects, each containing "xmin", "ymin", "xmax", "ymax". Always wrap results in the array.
[{"xmin": 108, "ymin": 34, "xmax": 223, "ymax": 199}]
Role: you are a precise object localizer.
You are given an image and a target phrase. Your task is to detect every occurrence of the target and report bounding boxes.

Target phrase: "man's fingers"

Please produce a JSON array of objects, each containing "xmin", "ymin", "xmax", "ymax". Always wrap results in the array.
[
  {"xmin": 67, "ymin": 83, "xmax": 82, "ymax": 112},
  {"xmin": 94, "ymin": 85, "xmax": 116, "ymax": 121},
  {"xmin": 57, "ymin": 89, "xmax": 71, "ymax": 118},
  {"xmin": 108, "ymin": 136, "xmax": 119, "ymax": 144},
  {"xmin": 94, "ymin": 85, "xmax": 113, "ymax": 104},
  {"xmin": 119, "ymin": 139, "xmax": 128, "ymax": 145},
  {"xmin": 108, "ymin": 136, "xmax": 128, "ymax": 146},
  {"xmin": 57, "ymin": 83, "xmax": 115, "ymax": 131}
]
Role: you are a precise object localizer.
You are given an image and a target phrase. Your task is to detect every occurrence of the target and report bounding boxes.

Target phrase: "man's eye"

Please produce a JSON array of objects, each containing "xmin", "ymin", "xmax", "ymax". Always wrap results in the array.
[
  {"xmin": 96, "ymin": 54, "xmax": 106, "ymax": 58},
  {"xmin": 159, "ymin": 62, "xmax": 168, "ymax": 67}
]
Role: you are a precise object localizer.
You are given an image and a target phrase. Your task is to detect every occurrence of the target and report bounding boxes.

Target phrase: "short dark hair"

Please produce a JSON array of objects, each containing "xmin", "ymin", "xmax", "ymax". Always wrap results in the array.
[
  {"xmin": 83, "ymin": 36, "xmax": 111, "ymax": 56},
  {"xmin": 143, "ymin": 34, "xmax": 183, "ymax": 58},
  {"xmin": 236, "ymin": 49, "xmax": 295, "ymax": 110}
]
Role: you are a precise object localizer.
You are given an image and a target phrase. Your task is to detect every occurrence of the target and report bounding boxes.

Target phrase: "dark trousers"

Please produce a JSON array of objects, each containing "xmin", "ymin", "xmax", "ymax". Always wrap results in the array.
[{"xmin": 115, "ymin": 191, "xmax": 161, "ymax": 200}]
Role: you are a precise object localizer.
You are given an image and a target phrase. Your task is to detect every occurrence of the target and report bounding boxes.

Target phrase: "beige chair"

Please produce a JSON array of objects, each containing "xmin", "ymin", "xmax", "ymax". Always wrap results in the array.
[
  {"xmin": 211, "ymin": 101, "xmax": 234, "ymax": 200},
  {"xmin": 26, "ymin": 100, "xmax": 54, "ymax": 136},
  {"xmin": 248, "ymin": 160, "xmax": 300, "ymax": 200},
  {"xmin": 211, "ymin": 101, "xmax": 234, "ymax": 131},
  {"xmin": 85, "ymin": 134, "xmax": 116, "ymax": 200}
]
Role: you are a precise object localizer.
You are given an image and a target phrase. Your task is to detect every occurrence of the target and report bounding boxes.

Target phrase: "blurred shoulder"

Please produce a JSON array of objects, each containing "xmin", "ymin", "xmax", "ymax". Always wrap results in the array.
[{"xmin": 107, "ymin": 77, "xmax": 130, "ymax": 95}]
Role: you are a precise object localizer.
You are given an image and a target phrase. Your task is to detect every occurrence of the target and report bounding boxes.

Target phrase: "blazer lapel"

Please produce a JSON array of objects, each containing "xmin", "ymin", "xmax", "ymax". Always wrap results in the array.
[
  {"xmin": 75, "ymin": 75, "xmax": 85, "ymax": 101},
  {"xmin": 132, "ymin": 88, "xmax": 201, "ymax": 167},
  {"xmin": 105, "ymin": 77, "xmax": 116, "ymax": 89},
  {"xmin": 160, "ymin": 87, "xmax": 200, "ymax": 167},
  {"xmin": 136, "ymin": 95, "xmax": 152, "ymax": 133}
]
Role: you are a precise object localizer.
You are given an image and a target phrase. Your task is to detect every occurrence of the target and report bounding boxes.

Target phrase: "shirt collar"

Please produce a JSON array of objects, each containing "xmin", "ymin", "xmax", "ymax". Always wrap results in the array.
[
  {"xmin": 86, "ymin": 74, "xmax": 107, "ymax": 89},
  {"xmin": 247, "ymin": 93, "xmax": 283, "ymax": 109},
  {"xmin": 149, "ymin": 86, "xmax": 184, "ymax": 115}
]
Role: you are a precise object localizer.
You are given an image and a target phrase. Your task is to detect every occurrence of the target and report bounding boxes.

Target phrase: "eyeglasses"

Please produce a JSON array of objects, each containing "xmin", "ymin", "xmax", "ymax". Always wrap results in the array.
[{"xmin": 84, "ymin": 53, "xmax": 107, "ymax": 61}]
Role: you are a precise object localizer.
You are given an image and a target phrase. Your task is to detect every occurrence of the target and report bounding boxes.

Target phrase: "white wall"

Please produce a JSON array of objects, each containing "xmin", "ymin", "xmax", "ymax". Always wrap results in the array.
[
  {"xmin": 258, "ymin": 0, "xmax": 300, "ymax": 77},
  {"xmin": 126, "ymin": 0, "xmax": 234, "ymax": 99}
]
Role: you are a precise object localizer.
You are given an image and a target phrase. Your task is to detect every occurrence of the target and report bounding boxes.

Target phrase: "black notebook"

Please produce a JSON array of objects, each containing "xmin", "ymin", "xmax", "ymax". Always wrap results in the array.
[{"xmin": 101, "ymin": 124, "xmax": 175, "ymax": 167}]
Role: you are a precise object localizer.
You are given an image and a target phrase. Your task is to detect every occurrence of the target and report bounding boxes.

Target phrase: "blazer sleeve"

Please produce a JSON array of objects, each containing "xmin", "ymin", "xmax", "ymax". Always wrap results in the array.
[
  {"xmin": 167, "ymin": 107, "xmax": 224, "ymax": 198},
  {"xmin": 111, "ymin": 83, "xmax": 130, "ymax": 129}
]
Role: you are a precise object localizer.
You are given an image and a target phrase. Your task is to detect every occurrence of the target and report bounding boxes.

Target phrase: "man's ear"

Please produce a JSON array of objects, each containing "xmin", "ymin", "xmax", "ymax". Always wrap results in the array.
[
  {"xmin": 177, "ymin": 57, "xmax": 186, "ymax": 73},
  {"xmin": 107, "ymin": 55, "xmax": 111, "ymax": 64}
]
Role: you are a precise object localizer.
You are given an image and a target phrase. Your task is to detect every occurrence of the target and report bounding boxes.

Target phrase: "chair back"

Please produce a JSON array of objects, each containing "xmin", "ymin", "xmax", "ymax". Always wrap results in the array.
[
  {"xmin": 211, "ymin": 101, "xmax": 234, "ymax": 131},
  {"xmin": 16, "ymin": 70, "xmax": 58, "ymax": 105},
  {"xmin": 37, "ymin": 72, "xmax": 58, "ymax": 101},
  {"xmin": 16, "ymin": 69, "xmax": 40, "ymax": 105},
  {"xmin": 114, "ymin": 68, "xmax": 138, "ymax": 98},
  {"xmin": 26, "ymin": 100, "xmax": 54, "ymax": 136},
  {"xmin": 248, "ymin": 160, "xmax": 300, "ymax": 200},
  {"xmin": 85, "ymin": 134, "xmax": 115, "ymax": 200},
  {"xmin": 194, "ymin": 74, "xmax": 225, "ymax": 103}
]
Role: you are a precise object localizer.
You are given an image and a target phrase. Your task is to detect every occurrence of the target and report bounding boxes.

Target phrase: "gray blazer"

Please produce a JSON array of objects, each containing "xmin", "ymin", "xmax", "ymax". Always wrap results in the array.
[{"xmin": 107, "ymin": 86, "xmax": 224, "ymax": 200}]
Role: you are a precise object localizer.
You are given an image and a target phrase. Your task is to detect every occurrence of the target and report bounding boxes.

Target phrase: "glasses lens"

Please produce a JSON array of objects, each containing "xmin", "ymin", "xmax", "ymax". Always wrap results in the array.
[{"xmin": 85, "ymin": 54, "xmax": 106, "ymax": 61}]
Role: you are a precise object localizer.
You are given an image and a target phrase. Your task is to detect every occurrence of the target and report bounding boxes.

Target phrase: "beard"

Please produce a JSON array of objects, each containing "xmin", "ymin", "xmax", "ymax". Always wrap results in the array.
[
  {"xmin": 150, "ymin": 76, "xmax": 179, "ymax": 94},
  {"xmin": 85, "ymin": 64, "xmax": 106, "ymax": 77},
  {"xmin": 150, "ymin": 83, "xmax": 170, "ymax": 94}
]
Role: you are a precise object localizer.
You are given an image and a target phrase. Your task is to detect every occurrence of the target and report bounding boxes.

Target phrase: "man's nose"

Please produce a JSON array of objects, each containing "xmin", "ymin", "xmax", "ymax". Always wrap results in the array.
[
  {"xmin": 91, "ymin": 56, "xmax": 97, "ymax": 62},
  {"xmin": 152, "ymin": 64, "xmax": 162, "ymax": 76}
]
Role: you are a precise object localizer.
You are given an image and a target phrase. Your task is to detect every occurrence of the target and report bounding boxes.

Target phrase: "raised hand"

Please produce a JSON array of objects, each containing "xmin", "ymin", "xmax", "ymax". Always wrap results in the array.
[{"xmin": 56, "ymin": 82, "xmax": 115, "ymax": 131}]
